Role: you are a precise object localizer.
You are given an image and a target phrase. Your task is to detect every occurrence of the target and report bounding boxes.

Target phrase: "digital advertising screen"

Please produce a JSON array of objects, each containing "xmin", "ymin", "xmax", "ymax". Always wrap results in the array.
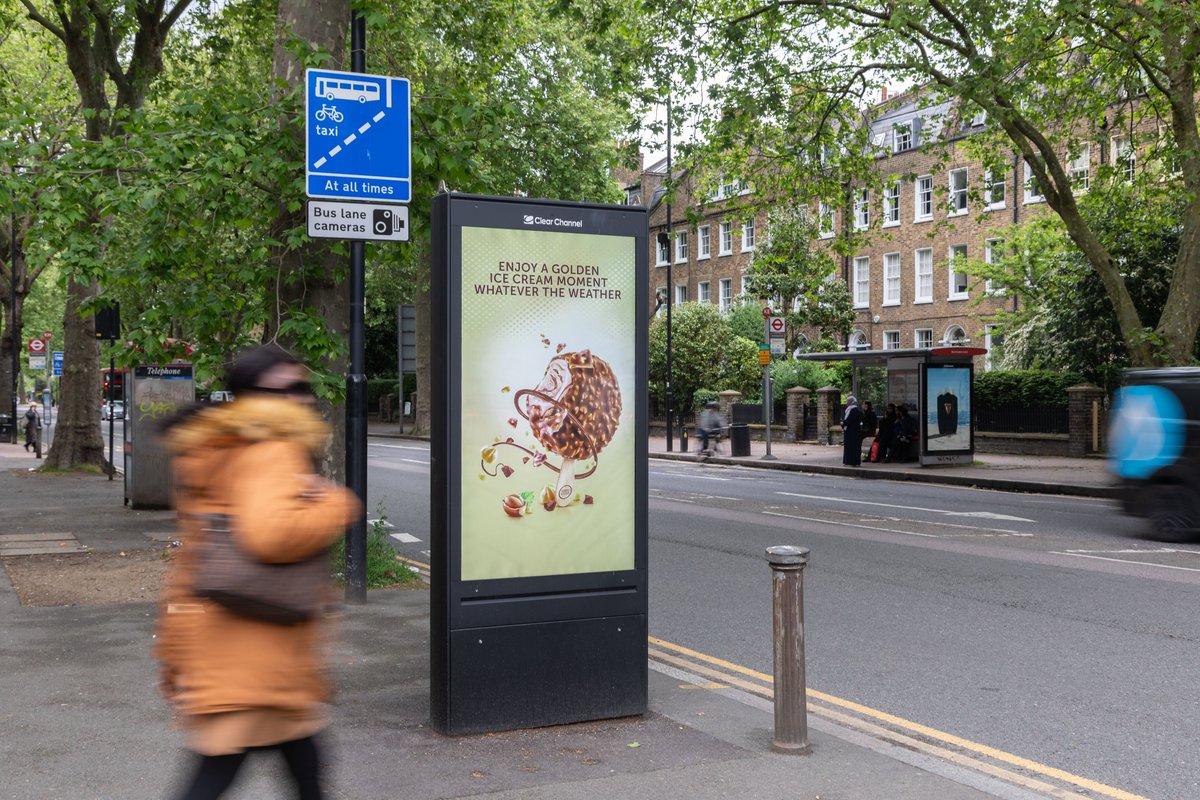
[
  {"xmin": 922, "ymin": 363, "xmax": 973, "ymax": 454},
  {"xmin": 451, "ymin": 202, "xmax": 643, "ymax": 583}
]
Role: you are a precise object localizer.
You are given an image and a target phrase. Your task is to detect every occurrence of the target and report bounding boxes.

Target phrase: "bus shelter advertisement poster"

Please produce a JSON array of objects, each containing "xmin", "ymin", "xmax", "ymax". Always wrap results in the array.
[
  {"xmin": 924, "ymin": 364, "xmax": 972, "ymax": 453},
  {"xmin": 459, "ymin": 224, "xmax": 636, "ymax": 582}
]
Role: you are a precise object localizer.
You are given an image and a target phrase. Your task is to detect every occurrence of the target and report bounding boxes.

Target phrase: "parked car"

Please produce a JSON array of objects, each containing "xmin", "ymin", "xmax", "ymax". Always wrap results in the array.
[
  {"xmin": 1108, "ymin": 367, "xmax": 1200, "ymax": 541},
  {"xmin": 101, "ymin": 400, "xmax": 125, "ymax": 421}
]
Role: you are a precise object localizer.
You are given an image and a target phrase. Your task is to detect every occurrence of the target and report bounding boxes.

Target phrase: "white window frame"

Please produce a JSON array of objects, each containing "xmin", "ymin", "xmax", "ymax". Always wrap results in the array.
[
  {"xmin": 675, "ymin": 231, "xmax": 689, "ymax": 263},
  {"xmin": 818, "ymin": 201, "xmax": 835, "ymax": 239},
  {"xmin": 675, "ymin": 284, "xmax": 687, "ymax": 305},
  {"xmin": 984, "ymin": 325, "xmax": 1003, "ymax": 370},
  {"xmin": 852, "ymin": 256, "xmax": 870, "ymax": 308},
  {"xmin": 848, "ymin": 331, "xmax": 870, "ymax": 352},
  {"xmin": 741, "ymin": 219, "xmax": 756, "ymax": 252},
  {"xmin": 915, "ymin": 175, "xmax": 933, "ymax": 221},
  {"xmin": 718, "ymin": 278, "xmax": 733, "ymax": 312},
  {"xmin": 883, "ymin": 183, "xmax": 900, "ymax": 227},
  {"xmin": 914, "ymin": 247, "xmax": 933, "ymax": 303},
  {"xmin": 883, "ymin": 330, "xmax": 901, "ymax": 350},
  {"xmin": 698, "ymin": 280, "xmax": 711, "ymax": 304},
  {"xmin": 718, "ymin": 221, "xmax": 733, "ymax": 256},
  {"xmin": 697, "ymin": 225, "xmax": 711, "ymax": 259},
  {"xmin": 656, "ymin": 235, "xmax": 670, "ymax": 266},
  {"xmin": 948, "ymin": 244, "xmax": 969, "ymax": 300},
  {"xmin": 985, "ymin": 167, "xmax": 1006, "ymax": 210},
  {"xmin": 1111, "ymin": 135, "xmax": 1135, "ymax": 181},
  {"xmin": 1069, "ymin": 143, "xmax": 1090, "ymax": 191},
  {"xmin": 915, "ymin": 328, "xmax": 933, "ymax": 349},
  {"xmin": 948, "ymin": 168, "xmax": 969, "ymax": 216},
  {"xmin": 893, "ymin": 122, "xmax": 913, "ymax": 153},
  {"xmin": 984, "ymin": 238, "xmax": 1004, "ymax": 295},
  {"xmin": 740, "ymin": 276, "xmax": 750, "ymax": 297},
  {"xmin": 883, "ymin": 252, "xmax": 901, "ymax": 306},
  {"xmin": 854, "ymin": 188, "xmax": 870, "ymax": 230},
  {"xmin": 1024, "ymin": 159, "xmax": 1045, "ymax": 203},
  {"xmin": 942, "ymin": 324, "xmax": 968, "ymax": 346}
]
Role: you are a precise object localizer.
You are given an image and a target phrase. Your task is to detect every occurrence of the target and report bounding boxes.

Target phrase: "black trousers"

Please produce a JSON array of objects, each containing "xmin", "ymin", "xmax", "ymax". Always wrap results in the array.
[{"xmin": 174, "ymin": 735, "xmax": 323, "ymax": 800}]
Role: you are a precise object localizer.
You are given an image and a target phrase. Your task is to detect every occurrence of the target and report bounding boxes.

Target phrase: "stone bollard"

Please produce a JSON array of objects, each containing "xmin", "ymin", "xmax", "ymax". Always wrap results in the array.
[
  {"xmin": 766, "ymin": 545, "xmax": 811, "ymax": 754},
  {"xmin": 1067, "ymin": 384, "xmax": 1105, "ymax": 456},
  {"xmin": 786, "ymin": 386, "xmax": 811, "ymax": 441},
  {"xmin": 717, "ymin": 390, "xmax": 741, "ymax": 424},
  {"xmin": 816, "ymin": 386, "xmax": 840, "ymax": 446}
]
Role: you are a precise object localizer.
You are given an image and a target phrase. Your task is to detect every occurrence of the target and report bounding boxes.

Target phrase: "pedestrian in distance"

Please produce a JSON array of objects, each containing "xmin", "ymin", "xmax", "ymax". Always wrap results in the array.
[
  {"xmin": 697, "ymin": 400, "xmax": 727, "ymax": 460},
  {"xmin": 842, "ymin": 395, "xmax": 863, "ymax": 467},
  {"xmin": 23, "ymin": 403, "xmax": 41, "ymax": 458},
  {"xmin": 861, "ymin": 401, "xmax": 878, "ymax": 439},
  {"xmin": 156, "ymin": 344, "xmax": 362, "ymax": 800},
  {"xmin": 873, "ymin": 403, "xmax": 897, "ymax": 463},
  {"xmin": 891, "ymin": 403, "xmax": 919, "ymax": 462}
]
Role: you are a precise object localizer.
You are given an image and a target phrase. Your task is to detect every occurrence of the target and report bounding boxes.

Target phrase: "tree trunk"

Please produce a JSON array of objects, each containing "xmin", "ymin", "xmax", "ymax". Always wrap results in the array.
[
  {"xmin": 269, "ymin": 0, "xmax": 349, "ymax": 478},
  {"xmin": 42, "ymin": 277, "xmax": 105, "ymax": 469}
]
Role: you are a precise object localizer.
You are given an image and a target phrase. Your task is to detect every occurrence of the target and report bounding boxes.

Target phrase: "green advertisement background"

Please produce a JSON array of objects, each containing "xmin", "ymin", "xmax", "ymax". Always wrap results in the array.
[{"xmin": 459, "ymin": 225, "xmax": 637, "ymax": 581}]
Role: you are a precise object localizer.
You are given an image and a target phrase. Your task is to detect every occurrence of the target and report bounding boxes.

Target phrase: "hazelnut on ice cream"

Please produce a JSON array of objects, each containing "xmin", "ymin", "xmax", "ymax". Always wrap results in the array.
[{"xmin": 524, "ymin": 349, "xmax": 621, "ymax": 461}]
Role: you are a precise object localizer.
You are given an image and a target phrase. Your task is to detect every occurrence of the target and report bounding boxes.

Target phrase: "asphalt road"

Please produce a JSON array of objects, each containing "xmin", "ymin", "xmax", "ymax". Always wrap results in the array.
[{"xmin": 370, "ymin": 438, "xmax": 1199, "ymax": 799}]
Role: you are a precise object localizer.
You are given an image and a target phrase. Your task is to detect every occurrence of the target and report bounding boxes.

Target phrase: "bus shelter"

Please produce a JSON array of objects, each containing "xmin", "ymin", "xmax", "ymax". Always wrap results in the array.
[{"xmin": 795, "ymin": 346, "xmax": 985, "ymax": 466}]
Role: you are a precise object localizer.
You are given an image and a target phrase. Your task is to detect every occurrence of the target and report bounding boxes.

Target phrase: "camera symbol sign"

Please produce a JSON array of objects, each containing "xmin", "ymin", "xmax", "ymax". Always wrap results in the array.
[{"xmin": 307, "ymin": 200, "xmax": 409, "ymax": 242}]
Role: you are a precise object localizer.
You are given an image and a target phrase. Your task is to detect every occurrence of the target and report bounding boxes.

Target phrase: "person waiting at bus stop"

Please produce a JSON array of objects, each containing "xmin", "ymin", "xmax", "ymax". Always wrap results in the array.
[
  {"xmin": 23, "ymin": 403, "xmax": 42, "ymax": 458},
  {"xmin": 697, "ymin": 401, "xmax": 726, "ymax": 458}
]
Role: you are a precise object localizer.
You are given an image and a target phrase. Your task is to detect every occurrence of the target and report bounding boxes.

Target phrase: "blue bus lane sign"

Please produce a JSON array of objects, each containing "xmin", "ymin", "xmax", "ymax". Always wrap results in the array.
[{"xmin": 306, "ymin": 68, "xmax": 411, "ymax": 203}]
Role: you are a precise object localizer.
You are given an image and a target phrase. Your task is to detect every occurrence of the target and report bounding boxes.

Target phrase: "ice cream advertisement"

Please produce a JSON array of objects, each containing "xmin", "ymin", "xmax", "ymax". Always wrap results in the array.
[{"xmin": 459, "ymin": 224, "xmax": 637, "ymax": 581}]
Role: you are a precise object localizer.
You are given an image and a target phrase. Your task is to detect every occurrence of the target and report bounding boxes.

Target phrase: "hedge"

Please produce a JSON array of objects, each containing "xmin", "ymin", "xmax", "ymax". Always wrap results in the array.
[{"xmin": 973, "ymin": 370, "xmax": 1086, "ymax": 407}]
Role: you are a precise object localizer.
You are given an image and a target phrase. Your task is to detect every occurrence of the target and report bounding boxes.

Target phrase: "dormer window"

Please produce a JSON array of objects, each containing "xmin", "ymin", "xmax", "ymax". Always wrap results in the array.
[{"xmin": 893, "ymin": 123, "xmax": 913, "ymax": 152}]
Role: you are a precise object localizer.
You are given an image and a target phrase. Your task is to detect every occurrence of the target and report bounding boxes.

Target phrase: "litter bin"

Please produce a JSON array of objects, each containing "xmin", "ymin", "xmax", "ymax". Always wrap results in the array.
[
  {"xmin": 0, "ymin": 414, "xmax": 12, "ymax": 441},
  {"xmin": 729, "ymin": 423, "xmax": 751, "ymax": 457}
]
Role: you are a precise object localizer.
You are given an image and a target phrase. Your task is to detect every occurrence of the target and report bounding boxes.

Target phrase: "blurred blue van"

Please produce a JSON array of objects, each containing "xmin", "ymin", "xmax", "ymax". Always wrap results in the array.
[{"xmin": 1108, "ymin": 368, "xmax": 1200, "ymax": 541}]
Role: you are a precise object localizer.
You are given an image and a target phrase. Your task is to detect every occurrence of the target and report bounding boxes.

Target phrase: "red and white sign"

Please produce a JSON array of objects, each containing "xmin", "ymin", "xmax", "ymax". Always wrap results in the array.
[
  {"xmin": 28, "ymin": 338, "xmax": 46, "ymax": 353},
  {"xmin": 768, "ymin": 316, "xmax": 785, "ymax": 336},
  {"xmin": 761, "ymin": 306, "xmax": 772, "ymax": 318},
  {"xmin": 42, "ymin": 331, "xmax": 52, "ymax": 340}
]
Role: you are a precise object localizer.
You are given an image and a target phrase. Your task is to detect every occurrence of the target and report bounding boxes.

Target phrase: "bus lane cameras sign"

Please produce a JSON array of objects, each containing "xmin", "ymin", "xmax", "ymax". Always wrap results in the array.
[
  {"xmin": 307, "ymin": 200, "xmax": 409, "ymax": 242},
  {"xmin": 305, "ymin": 68, "xmax": 411, "ymax": 203}
]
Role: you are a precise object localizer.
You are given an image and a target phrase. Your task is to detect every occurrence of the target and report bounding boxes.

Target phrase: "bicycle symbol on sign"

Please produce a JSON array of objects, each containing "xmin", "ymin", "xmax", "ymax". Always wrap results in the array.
[{"xmin": 314, "ymin": 104, "xmax": 344, "ymax": 123}]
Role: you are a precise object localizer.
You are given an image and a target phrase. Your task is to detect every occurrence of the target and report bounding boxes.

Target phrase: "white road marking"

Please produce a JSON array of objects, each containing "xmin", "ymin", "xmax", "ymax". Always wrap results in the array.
[
  {"xmin": 1053, "ymin": 552, "xmax": 1200, "ymax": 573},
  {"xmin": 651, "ymin": 470, "xmax": 730, "ymax": 481},
  {"xmin": 402, "ymin": 458, "xmax": 428, "ymax": 465},
  {"xmin": 390, "ymin": 532, "xmax": 421, "ymax": 543},
  {"xmin": 763, "ymin": 510, "xmax": 939, "ymax": 538},
  {"xmin": 368, "ymin": 442, "xmax": 429, "ymax": 451},
  {"xmin": 776, "ymin": 491, "xmax": 1035, "ymax": 522}
]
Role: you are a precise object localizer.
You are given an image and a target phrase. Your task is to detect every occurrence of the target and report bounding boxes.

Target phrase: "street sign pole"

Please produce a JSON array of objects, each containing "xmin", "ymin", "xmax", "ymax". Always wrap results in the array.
[
  {"xmin": 762, "ymin": 313, "xmax": 775, "ymax": 461},
  {"xmin": 344, "ymin": 9, "xmax": 369, "ymax": 605}
]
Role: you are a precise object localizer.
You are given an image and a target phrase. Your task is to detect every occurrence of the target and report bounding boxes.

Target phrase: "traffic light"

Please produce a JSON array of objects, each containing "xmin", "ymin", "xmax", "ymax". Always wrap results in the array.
[{"xmin": 95, "ymin": 304, "xmax": 120, "ymax": 341}]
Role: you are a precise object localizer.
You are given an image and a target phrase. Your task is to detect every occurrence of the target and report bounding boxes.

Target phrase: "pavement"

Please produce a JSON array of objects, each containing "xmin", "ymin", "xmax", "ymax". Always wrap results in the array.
[{"xmin": 0, "ymin": 435, "xmax": 1118, "ymax": 800}]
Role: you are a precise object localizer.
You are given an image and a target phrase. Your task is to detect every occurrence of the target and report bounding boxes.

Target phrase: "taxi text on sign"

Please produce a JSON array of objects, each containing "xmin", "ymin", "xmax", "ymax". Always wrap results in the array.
[{"xmin": 305, "ymin": 68, "xmax": 411, "ymax": 203}]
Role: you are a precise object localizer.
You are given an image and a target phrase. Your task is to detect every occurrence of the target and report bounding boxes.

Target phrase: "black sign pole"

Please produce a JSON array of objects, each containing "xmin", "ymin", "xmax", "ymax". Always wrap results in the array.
[
  {"xmin": 108, "ymin": 351, "xmax": 115, "ymax": 480},
  {"xmin": 9, "ymin": 210, "xmax": 16, "ymax": 444},
  {"xmin": 344, "ymin": 10, "xmax": 369, "ymax": 603}
]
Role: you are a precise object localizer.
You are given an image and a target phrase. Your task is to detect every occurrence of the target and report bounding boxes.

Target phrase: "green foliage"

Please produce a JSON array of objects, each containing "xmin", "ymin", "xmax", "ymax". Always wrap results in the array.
[
  {"xmin": 726, "ymin": 301, "xmax": 767, "ymax": 343},
  {"xmin": 329, "ymin": 511, "xmax": 417, "ymax": 589},
  {"xmin": 745, "ymin": 207, "xmax": 854, "ymax": 345},
  {"xmin": 692, "ymin": 388, "xmax": 718, "ymax": 410},
  {"xmin": 973, "ymin": 370, "xmax": 1087, "ymax": 407},
  {"xmin": 769, "ymin": 359, "xmax": 840, "ymax": 402},
  {"xmin": 649, "ymin": 303, "xmax": 760, "ymax": 410}
]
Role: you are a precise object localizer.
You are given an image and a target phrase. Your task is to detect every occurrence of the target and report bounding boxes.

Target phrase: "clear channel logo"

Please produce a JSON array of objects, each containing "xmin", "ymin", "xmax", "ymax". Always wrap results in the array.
[{"xmin": 522, "ymin": 214, "xmax": 583, "ymax": 229}]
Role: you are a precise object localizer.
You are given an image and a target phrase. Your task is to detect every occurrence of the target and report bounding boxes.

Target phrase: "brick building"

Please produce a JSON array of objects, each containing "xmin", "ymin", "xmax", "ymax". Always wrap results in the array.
[{"xmin": 632, "ymin": 89, "xmax": 1139, "ymax": 370}]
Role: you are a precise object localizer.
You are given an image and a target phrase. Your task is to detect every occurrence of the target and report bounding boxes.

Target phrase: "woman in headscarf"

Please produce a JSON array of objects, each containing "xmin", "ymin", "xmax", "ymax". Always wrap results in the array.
[
  {"xmin": 842, "ymin": 395, "xmax": 863, "ymax": 467},
  {"xmin": 155, "ymin": 344, "xmax": 361, "ymax": 800}
]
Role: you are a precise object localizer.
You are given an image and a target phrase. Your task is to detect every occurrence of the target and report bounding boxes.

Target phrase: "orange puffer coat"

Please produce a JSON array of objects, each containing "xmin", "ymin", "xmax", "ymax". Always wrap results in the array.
[{"xmin": 154, "ymin": 396, "xmax": 361, "ymax": 719}]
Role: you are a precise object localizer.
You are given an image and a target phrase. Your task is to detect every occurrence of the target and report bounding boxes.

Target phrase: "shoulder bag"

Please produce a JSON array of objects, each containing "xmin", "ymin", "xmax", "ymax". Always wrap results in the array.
[{"xmin": 191, "ymin": 513, "xmax": 330, "ymax": 625}]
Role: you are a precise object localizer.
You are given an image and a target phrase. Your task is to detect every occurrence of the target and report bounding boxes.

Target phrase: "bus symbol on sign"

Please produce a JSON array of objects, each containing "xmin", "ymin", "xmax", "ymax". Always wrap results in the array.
[{"xmin": 769, "ymin": 317, "xmax": 785, "ymax": 336}]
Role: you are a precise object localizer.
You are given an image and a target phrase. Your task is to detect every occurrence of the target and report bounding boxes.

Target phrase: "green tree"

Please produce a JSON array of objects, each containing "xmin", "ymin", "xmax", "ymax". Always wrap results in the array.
[
  {"xmin": 649, "ymin": 302, "xmax": 759, "ymax": 413},
  {"xmin": 660, "ymin": 0, "xmax": 1200, "ymax": 367},
  {"xmin": 744, "ymin": 206, "xmax": 853, "ymax": 352}
]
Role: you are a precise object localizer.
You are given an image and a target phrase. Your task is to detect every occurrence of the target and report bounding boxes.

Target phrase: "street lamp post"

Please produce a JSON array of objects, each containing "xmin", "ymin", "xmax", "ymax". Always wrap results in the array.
[
  {"xmin": 664, "ymin": 94, "xmax": 674, "ymax": 452},
  {"xmin": 8, "ymin": 209, "xmax": 16, "ymax": 445}
]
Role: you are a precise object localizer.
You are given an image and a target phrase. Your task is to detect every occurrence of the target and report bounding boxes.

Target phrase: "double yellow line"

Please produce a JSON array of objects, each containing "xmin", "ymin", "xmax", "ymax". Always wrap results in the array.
[
  {"xmin": 391, "ymin": 558, "xmax": 1146, "ymax": 800},
  {"xmin": 649, "ymin": 636, "xmax": 1149, "ymax": 800}
]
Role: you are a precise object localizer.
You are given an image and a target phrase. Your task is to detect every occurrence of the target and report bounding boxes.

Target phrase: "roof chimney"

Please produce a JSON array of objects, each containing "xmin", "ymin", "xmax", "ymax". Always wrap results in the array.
[{"xmin": 880, "ymin": 86, "xmax": 889, "ymax": 102}]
